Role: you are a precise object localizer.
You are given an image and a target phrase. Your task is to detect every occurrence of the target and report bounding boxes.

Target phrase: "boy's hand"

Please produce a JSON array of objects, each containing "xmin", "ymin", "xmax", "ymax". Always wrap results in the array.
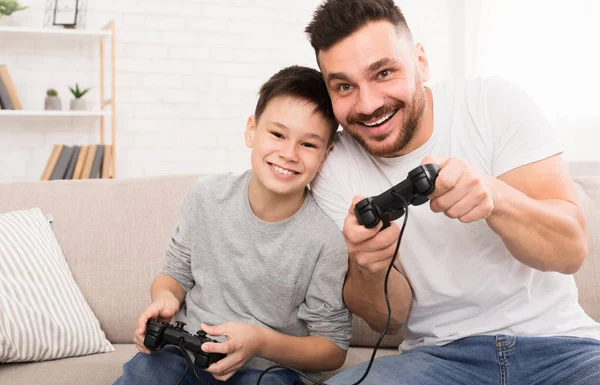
[
  {"xmin": 133, "ymin": 292, "xmax": 181, "ymax": 354},
  {"xmin": 200, "ymin": 322, "xmax": 265, "ymax": 381}
]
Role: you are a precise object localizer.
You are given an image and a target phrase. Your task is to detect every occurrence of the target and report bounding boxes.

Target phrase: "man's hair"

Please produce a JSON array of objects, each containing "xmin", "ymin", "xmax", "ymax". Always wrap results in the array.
[
  {"xmin": 255, "ymin": 65, "xmax": 338, "ymax": 144},
  {"xmin": 305, "ymin": 0, "xmax": 411, "ymax": 55}
]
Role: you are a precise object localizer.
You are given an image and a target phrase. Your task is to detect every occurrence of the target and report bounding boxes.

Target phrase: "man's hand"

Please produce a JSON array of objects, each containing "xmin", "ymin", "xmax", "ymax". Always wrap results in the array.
[
  {"xmin": 200, "ymin": 322, "xmax": 265, "ymax": 381},
  {"xmin": 133, "ymin": 292, "xmax": 181, "ymax": 354},
  {"xmin": 422, "ymin": 156, "xmax": 496, "ymax": 223},
  {"xmin": 343, "ymin": 196, "xmax": 402, "ymax": 275}
]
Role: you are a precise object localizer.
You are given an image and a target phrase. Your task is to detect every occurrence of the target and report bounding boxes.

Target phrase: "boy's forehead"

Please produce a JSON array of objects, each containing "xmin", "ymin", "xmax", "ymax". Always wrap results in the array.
[{"xmin": 260, "ymin": 96, "xmax": 330, "ymax": 137}]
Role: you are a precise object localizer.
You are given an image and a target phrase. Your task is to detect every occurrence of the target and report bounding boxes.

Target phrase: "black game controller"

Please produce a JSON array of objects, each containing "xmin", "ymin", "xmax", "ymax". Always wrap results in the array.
[
  {"xmin": 354, "ymin": 163, "xmax": 440, "ymax": 229},
  {"xmin": 144, "ymin": 319, "xmax": 226, "ymax": 369}
]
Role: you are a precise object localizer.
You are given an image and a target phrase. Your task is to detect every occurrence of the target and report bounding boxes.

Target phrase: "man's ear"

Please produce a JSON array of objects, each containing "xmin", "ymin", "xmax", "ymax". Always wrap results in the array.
[
  {"xmin": 415, "ymin": 42, "xmax": 430, "ymax": 83},
  {"xmin": 245, "ymin": 115, "xmax": 257, "ymax": 148},
  {"xmin": 317, "ymin": 143, "xmax": 334, "ymax": 173}
]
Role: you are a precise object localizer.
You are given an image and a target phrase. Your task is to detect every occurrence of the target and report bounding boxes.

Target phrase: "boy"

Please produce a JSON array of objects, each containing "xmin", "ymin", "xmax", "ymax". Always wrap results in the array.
[{"xmin": 114, "ymin": 65, "xmax": 352, "ymax": 385}]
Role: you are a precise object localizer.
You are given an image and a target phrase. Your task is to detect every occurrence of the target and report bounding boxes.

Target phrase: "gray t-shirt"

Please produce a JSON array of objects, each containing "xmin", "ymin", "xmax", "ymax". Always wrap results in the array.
[{"xmin": 159, "ymin": 170, "xmax": 352, "ymax": 372}]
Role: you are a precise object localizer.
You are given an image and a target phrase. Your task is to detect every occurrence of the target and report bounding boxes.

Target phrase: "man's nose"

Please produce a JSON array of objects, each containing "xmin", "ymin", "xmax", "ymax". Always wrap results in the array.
[{"xmin": 356, "ymin": 84, "xmax": 384, "ymax": 117}]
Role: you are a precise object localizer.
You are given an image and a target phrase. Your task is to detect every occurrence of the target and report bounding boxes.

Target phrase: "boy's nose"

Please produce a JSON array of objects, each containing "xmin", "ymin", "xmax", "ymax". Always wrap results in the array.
[{"xmin": 279, "ymin": 143, "xmax": 299, "ymax": 162}]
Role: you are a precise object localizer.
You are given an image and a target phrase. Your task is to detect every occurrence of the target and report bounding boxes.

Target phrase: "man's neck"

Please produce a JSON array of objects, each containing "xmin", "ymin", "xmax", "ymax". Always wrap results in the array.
[
  {"xmin": 396, "ymin": 87, "xmax": 434, "ymax": 156},
  {"xmin": 247, "ymin": 177, "xmax": 306, "ymax": 223}
]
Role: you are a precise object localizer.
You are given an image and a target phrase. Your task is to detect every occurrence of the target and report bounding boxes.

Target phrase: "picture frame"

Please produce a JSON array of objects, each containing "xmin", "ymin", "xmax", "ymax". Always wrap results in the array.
[{"xmin": 53, "ymin": 0, "xmax": 79, "ymax": 27}]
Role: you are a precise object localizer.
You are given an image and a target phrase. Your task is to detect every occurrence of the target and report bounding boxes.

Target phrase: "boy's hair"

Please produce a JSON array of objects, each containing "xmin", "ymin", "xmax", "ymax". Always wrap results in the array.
[
  {"xmin": 255, "ymin": 65, "xmax": 338, "ymax": 145},
  {"xmin": 305, "ymin": 0, "xmax": 412, "ymax": 56}
]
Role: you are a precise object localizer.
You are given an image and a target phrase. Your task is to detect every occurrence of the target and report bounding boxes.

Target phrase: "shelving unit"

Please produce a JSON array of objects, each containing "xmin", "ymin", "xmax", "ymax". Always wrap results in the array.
[{"xmin": 0, "ymin": 20, "xmax": 117, "ymax": 177}]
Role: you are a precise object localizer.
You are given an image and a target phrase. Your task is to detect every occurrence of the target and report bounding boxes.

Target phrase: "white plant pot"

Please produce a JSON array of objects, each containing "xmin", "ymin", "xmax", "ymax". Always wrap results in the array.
[
  {"xmin": 70, "ymin": 98, "xmax": 87, "ymax": 111},
  {"xmin": 45, "ymin": 96, "xmax": 62, "ymax": 110}
]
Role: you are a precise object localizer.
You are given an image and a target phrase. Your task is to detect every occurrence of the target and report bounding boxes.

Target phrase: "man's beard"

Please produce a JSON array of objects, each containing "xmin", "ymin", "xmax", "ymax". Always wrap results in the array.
[{"xmin": 344, "ymin": 80, "xmax": 427, "ymax": 158}]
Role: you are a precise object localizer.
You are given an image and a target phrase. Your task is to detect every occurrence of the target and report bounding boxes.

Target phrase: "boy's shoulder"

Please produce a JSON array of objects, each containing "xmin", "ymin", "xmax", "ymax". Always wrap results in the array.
[
  {"xmin": 302, "ymin": 192, "xmax": 348, "ymax": 253},
  {"xmin": 185, "ymin": 171, "xmax": 250, "ymax": 202}
]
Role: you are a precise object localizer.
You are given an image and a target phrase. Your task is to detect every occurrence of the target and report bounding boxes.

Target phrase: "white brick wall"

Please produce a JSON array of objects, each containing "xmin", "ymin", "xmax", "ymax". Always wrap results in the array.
[{"xmin": 0, "ymin": 0, "xmax": 454, "ymax": 182}]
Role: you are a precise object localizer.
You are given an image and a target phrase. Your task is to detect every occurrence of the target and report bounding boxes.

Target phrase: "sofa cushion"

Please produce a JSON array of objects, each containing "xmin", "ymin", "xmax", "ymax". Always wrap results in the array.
[
  {"xmin": 0, "ymin": 343, "xmax": 137, "ymax": 385},
  {"xmin": 574, "ymin": 177, "xmax": 600, "ymax": 322},
  {"xmin": 0, "ymin": 208, "xmax": 114, "ymax": 363}
]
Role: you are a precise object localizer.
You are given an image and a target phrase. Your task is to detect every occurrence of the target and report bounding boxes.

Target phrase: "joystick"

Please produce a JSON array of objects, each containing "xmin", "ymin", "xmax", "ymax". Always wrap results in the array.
[
  {"xmin": 143, "ymin": 319, "xmax": 225, "ymax": 369},
  {"xmin": 354, "ymin": 163, "xmax": 440, "ymax": 229}
]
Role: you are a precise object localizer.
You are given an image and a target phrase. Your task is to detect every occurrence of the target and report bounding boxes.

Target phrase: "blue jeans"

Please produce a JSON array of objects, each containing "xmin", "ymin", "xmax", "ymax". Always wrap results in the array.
[
  {"xmin": 113, "ymin": 346, "xmax": 303, "ymax": 385},
  {"xmin": 327, "ymin": 335, "xmax": 600, "ymax": 385}
]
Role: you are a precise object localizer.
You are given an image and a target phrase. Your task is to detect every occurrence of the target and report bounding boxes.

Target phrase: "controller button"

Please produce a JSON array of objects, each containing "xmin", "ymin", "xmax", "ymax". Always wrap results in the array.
[
  {"xmin": 175, "ymin": 321, "xmax": 186, "ymax": 330},
  {"xmin": 414, "ymin": 177, "xmax": 432, "ymax": 194},
  {"xmin": 362, "ymin": 210, "xmax": 378, "ymax": 228}
]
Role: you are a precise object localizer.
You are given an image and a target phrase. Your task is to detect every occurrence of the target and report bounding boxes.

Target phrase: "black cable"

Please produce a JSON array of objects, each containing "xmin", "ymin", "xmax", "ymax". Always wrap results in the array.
[
  {"xmin": 256, "ymin": 196, "xmax": 409, "ymax": 385},
  {"xmin": 176, "ymin": 338, "xmax": 207, "ymax": 385}
]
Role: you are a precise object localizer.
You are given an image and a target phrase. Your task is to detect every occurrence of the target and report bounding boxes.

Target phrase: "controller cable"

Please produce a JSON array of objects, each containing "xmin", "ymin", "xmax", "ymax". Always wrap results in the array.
[
  {"xmin": 255, "ymin": 195, "xmax": 409, "ymax": 385},
  {"xmin": 175, "ymin": 338, "xmax": 207, "ymax": 385}
]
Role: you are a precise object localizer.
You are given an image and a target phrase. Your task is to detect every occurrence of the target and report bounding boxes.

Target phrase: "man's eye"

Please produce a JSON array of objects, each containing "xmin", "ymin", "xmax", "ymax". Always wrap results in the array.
[
  {"xmin": 379, "ymin": 70, "xmax": 391, "ymax": 78},
  {"xmin": 271, "ymin": 131, "xmax": 283, "ymax": 138},
  {"xmin": 338, "ymin": 84, "xmax": 352, "ymax": 92}
]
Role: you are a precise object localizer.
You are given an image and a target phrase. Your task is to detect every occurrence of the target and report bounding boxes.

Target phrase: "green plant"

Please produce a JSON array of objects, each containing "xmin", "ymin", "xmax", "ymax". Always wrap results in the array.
[
  {"xmin": 68, "ymin": 84, "xmax": 90, "ymax": 99},
  {"xmin": 0, "ymin": 1, "xmax": 28, "ymax": 17},
  {"xmin": 46, "ymin": 88, "xmax": 58, "ymax": 97}
]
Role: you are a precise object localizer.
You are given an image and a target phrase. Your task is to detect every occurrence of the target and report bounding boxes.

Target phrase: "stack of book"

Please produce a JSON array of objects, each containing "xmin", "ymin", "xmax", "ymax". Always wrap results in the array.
[
  {"xmin": 0, "ymin": 65, "xmax": 22, "ymax": 110},
  {"xmin": 41, "ymin": 144, "xmax": 113, "ymax": 180}
]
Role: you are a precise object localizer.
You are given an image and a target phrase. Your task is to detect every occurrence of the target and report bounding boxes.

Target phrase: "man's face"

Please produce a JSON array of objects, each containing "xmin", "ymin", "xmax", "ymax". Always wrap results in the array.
[
  {"xmin": 318, "ymin": 20, "xmax": 430, "ymax": 157},
  {"xmin": 245, "ymin": 96, "xmax": 332, "ymax": 199}
]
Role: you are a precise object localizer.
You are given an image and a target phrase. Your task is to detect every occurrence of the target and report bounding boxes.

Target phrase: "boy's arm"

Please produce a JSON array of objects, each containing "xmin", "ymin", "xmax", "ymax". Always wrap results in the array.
[
  {"xmin": 151, "ymin": 274, "xmax": 186, "ymax": 303},
  {"xmin": 258, "ymin": 329, "xmax": 346, "ymax": 371}
]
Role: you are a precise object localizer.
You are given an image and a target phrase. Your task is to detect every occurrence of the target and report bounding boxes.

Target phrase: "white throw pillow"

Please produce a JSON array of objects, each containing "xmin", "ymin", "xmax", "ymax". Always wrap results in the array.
[{"xmin": 0, "ymin": 208, "xmax": 114, "ymax": 362}]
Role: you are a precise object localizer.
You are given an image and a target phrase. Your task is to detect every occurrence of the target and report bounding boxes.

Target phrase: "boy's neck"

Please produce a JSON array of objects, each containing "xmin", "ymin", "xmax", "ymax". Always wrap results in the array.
[{"xmin": 247, "ymin": 177, "xmax": 307, "ymax": 223}]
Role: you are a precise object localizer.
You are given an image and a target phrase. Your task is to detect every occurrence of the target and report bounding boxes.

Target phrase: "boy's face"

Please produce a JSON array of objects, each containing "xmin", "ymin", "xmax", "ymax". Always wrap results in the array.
[{"xmin": 245, "ymin": 96, "xmax": 332, "ymax": 198}]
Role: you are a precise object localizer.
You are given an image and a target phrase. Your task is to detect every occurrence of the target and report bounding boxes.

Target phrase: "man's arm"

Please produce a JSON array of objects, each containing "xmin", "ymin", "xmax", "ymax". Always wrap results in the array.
[
  {"xmin": 341, "ymin": 197, "xmax": 413, "ymax": 333},
  {"xmin": 425, "ymin": 155, "xmax": 588, "ymax": 275},
  {"xmin": 486, "ymin": 155, "xmax": 588, "ymax": 274}
]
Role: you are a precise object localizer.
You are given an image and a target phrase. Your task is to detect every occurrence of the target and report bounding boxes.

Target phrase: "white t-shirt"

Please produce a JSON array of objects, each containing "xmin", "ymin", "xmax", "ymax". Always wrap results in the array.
[{"xmin": 311, "ymin": 76, "xmax": 600, "ymax": 351}]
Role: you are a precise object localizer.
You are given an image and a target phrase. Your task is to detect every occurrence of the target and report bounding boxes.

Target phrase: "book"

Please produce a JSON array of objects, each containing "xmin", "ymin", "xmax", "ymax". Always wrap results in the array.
[
  {"xmin": 0, "ymin": 75, "xmax": 13, "ymax": 110},
  {"xmin": 90, "ymin": 145, "xmax": 105, "ymax": 179},
  {"xmin": 72, "ymin": 145, "xmax": 89, "ymax": 179},
  {"xmin": 101, "ymin": 145, "xmax": 112, "ymax": 179},
  {"xmin": 64, "ymin": 146, "xmax": 81, "ymax": 179},
  {"xmin": 0, "ymin": 65, "xmax": 22, "ymax": 110},
  {"xmin": 80, "ymin": 145, "xmax": 97, "ymax": 179},
  {"xmin": 50, "ymin": 146, "xmax": 75, "ymax": 180},
  {"xmin": 41, "ymin": 144, "xmax": 63, "ymax": 181}
]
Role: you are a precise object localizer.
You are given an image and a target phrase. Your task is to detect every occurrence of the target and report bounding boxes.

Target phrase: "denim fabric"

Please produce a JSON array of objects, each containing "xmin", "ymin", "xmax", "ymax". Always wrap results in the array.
[
  {"xmin": 113, "ymin": 346, "xmax": 303, "ymax": 385},
  {"xmin": 326, "ymin": 336, "xmax": 600, "ymax": 385}
]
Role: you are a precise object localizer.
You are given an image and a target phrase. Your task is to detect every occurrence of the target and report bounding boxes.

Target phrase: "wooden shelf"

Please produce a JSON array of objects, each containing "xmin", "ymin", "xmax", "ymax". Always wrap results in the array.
[
  {"xmin": 0, "ymin": 110, "xmax": 111, "ymax": 117},
  {"xmin": 0, "ymin": 26, "xmax": 110, "ymax": 40}
]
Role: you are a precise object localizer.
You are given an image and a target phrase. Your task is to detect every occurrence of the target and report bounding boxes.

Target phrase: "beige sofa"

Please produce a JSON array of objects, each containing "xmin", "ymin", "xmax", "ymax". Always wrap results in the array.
[{"xmin": 0, "ymin": 162, "xmax": 598, "ymax": 385}]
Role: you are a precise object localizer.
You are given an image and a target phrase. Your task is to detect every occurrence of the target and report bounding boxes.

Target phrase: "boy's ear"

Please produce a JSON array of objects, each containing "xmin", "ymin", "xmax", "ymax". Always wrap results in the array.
[
  {"xmin": 317, "ymin": 143, "xmax": 334, "ymax": 173},
  {"xmin": 245, "ymin": 115, "xmax": 257, "ymax": 148}
]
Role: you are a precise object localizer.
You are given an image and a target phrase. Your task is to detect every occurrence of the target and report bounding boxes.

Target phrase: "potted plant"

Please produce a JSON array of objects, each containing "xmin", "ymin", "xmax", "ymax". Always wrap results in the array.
[
  {"xmin": 0, "ymin": 0, "xmax": 28, "ymax": 26},
  {"xmin": 68, "ymin": 83, "xmax": 91, "ymax": 111},
  {"xmin": 44, "ymin": 88, "xmax": 62, "ymax": 111}
]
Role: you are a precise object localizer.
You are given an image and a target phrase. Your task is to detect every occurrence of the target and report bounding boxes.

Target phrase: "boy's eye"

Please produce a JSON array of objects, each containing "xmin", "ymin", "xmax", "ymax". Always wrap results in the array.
[
  {"xmin": 302, "ymin": 143, "xmax": 318, "ymax": 149},
  {"xmin": 270, "ymin": 131, "xmax": 283, "ymax": 139}
]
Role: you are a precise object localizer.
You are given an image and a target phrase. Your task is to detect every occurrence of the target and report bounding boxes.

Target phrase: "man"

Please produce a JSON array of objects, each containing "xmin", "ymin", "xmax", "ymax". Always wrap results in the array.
[{"xmin": 305, "ymin": 0, "xmax": 600, "ymax": 384}]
